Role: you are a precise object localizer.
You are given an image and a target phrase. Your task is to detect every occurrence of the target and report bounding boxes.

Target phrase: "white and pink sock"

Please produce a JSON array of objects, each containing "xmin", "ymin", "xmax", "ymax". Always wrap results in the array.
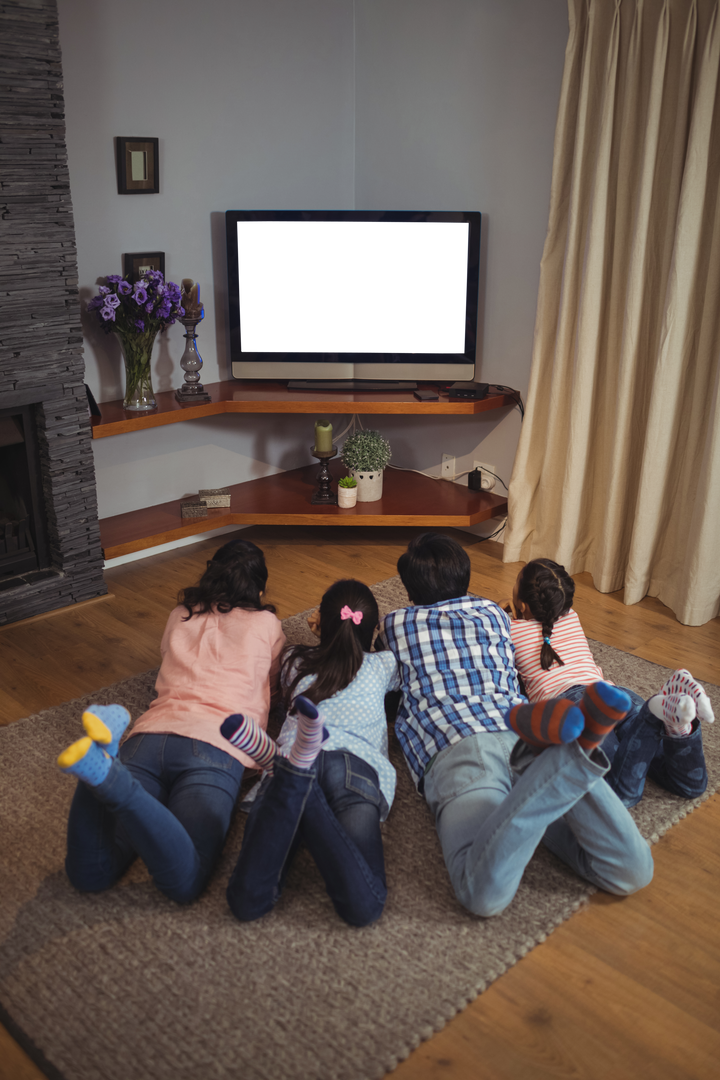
[
  {"xmin": 648, "ymin": 669, "xmax": 715, "ymax": 738},
  {"xmin": 287, "ymin": 695, "xmax": 327, "ymax": 769}
]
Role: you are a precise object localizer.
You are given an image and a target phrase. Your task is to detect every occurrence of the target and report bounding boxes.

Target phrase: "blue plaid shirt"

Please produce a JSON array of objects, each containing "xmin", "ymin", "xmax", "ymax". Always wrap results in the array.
[{"xmin": 380, "ymin": 595, "xmax": 525, "ymax": 788}]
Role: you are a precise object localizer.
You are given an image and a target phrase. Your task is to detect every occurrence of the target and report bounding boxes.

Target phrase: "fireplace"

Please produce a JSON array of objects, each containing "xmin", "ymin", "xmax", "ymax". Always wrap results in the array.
[
  {"xmin": 1, "ymin": 0, "xmax": 106, "ymax": 626},
  {"xmin": 0, "ymin": 384, "xmax": 106, "ymax": 626},
  {"xmin": 0, "ymin": 405, "xmax": 50, "ymax": 582}
]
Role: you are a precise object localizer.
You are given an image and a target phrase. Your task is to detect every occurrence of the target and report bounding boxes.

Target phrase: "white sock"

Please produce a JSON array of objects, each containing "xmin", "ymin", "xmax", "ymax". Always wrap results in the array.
[{"xmin": 648, "ymin": 669, "xmax": 715, "ymax": 737}]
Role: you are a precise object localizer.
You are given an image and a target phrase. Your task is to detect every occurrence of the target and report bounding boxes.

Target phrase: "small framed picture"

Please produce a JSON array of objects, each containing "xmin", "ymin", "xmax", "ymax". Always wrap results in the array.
[
  {"xmin": 123, "ymin": 251, "xmax": 165, "ymax": 282},
  {"xmin": 116, "ymin": 137, "xmax": 159, "ymax": 194}
]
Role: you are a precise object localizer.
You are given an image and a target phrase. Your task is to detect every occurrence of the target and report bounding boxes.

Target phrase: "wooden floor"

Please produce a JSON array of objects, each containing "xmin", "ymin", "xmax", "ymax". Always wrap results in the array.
[{"xmin": 1, "ymin": 526, "xmax": 718, "ymax": 1080}]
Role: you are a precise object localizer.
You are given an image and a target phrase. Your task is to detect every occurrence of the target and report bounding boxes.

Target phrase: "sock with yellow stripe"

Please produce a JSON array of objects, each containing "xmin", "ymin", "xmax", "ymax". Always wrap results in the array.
[
  {"xmin": 577, "ymin": 682, "xmax": 631, "ymax": 751},
  {"xmin": 58, "ymin": 737, "xmax": 112, "ymax": 786},
  {"xmin": 82, "ymin": 703, "xmax": 131, "ymax": 757},
  {"xmin": 506, "ymin": 698, "xmax": 585, "ymax": 749}
]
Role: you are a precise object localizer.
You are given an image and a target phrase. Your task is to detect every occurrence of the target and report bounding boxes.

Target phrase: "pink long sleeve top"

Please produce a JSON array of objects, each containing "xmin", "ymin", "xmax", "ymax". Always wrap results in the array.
[{"xmin": 127, "ymin": 604, "xmax": 286, "ymax": 768}]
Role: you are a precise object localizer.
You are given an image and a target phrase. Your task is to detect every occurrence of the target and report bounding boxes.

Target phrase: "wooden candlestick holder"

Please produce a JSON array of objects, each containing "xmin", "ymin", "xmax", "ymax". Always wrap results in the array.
[{"xmin": 310, "ymin": 445, "xmax": 338, "ymax": 505}]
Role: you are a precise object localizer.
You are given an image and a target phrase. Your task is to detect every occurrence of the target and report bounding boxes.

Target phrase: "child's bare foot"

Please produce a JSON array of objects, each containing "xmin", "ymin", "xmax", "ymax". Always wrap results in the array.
[{"xmin": 307, "ymin": 609, "xmax": 321, "ymax": 638}]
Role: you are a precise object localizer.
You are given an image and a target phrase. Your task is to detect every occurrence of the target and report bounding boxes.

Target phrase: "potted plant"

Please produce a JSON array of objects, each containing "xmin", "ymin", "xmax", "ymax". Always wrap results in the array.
[
  {"xmin": 340, "ymin": 430, "xmax": 392, "ymax": 502},
  {"xmin": 337, "ymin": 475, "xmax": 358, "ymax": 508}
]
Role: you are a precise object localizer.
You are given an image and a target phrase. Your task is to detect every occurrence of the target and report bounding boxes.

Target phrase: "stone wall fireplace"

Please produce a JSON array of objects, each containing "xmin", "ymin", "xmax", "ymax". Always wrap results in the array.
[{"xmin": 0, "ymin": 0, "xmax": 106, "ymax": 625}]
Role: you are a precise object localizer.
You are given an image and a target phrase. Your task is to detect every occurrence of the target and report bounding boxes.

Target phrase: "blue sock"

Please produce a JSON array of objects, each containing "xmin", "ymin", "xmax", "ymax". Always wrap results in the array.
[
  {"xmin": 82, "ymin": 703, "xmax": 131, "ymax": 756},
  {"xmin": 58, "ymin": 737, "xmax": 112, "ymax": 786}
]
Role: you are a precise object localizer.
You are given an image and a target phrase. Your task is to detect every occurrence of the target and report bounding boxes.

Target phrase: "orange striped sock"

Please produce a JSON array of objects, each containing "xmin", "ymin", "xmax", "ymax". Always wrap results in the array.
[
  {"xmin": 506, "ymin": 699, "xmax": 584, "ymax": 748},
  {"xmin": 577, "ymin": 682, "xmax": 631, "ymax": 751}
]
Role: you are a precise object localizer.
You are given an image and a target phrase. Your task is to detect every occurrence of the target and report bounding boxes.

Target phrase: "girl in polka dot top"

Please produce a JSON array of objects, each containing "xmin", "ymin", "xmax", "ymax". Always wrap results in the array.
[
  {"xmin": 222, "ymin": 578, "xmax": 400, "ymax": 926},
  {"xmin": 507, "ymin": 558, "xmax": 712, "ymax": 807}
]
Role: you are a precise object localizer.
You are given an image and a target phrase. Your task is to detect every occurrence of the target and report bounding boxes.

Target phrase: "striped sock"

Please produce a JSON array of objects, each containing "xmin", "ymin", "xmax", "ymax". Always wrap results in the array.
[
  {"xmin": 577, "ymin": 682, "xmax": 631, "ymax": 751},
  {"xmin": 287, "ymin": 695, "xmax": 327, "ymax": 769},
  {"xmin": 506, "ymin": 699, "xmax": 585, "ymax": 749},
  {"xmin": 58, "ymin": 737, "xmax": 112, "ymax": 786},
  {"xmin": 82, "ymin": 703, "xmax": 131, "ymax": 757},
  {"xmin": 648, "ymin": 669, "xmax": 715, "ymax": 736},
  {"xmin": 220, "ymin": 714, "xmax": 276, "ymax": 768}
]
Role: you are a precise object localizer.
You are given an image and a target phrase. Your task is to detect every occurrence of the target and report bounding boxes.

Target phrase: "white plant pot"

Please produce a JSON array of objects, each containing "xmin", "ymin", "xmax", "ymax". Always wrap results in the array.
[
  {"xmin": 351, "ymin": 468, "xmax": 384, "ymax": 502},
  {"xmin": 337, "ymin": 486, "xmax": 358, "ymax": 508}
]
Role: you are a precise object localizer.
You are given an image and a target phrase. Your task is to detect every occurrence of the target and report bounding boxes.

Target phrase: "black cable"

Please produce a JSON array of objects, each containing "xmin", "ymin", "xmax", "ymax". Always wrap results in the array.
[
  {"xmin": 476, "ymin": 519, "xmax": 507, "ymax": 542},
  {"xmin": 491, "ymin": 384, "xmax": 525, "ymax": 420}
]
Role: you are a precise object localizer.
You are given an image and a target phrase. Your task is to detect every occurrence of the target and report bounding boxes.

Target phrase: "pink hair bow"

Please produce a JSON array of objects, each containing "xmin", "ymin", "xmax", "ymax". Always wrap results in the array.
[{"xmin": 340, "ymin": 605, "xmax": 363, "ymax": 625}]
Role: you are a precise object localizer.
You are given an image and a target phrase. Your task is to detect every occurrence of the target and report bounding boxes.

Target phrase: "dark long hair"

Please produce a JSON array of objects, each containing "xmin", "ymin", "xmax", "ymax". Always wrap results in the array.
[
  {"xmin": 281, "ymin": 579, "xmax": 379, "ymax": 707},
  {"xmin": 515, "ymin": 558, "xmax": 574, "ymax": 670},
  {"xmin": 179, "ymin": 538, "xmax": 275, "ymax": 619}
]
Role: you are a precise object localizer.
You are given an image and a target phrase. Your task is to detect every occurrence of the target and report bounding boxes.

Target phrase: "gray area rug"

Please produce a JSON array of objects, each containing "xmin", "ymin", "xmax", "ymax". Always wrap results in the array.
[{"xmin": 1, "ymin": 577, "xmax": 718, "ymax": 1080}]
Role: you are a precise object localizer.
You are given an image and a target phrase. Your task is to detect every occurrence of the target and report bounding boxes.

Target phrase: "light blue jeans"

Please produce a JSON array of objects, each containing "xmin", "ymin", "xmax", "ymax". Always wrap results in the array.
[{"xmin": 422, "ymin": 731, "xmax": 654, "ymax": 917}]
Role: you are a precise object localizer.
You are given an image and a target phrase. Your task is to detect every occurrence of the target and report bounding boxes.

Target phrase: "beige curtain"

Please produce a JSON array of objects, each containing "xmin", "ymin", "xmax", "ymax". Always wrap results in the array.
[{"xmin": 503, "ymin": 0, "xmax": 720, "ymax": 626}]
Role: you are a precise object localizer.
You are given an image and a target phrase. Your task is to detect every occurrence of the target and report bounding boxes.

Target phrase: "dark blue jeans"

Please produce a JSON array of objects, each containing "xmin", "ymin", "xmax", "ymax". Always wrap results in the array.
[
  {"xmin": 65, "ymin": 734, "xmax": 244, "ymax": 903},
  {"xmin": 563, "ymin": 685, "xmax": 707, "ymax": 808},
  {"xmin": 227, "ymin": 750, "xmax": 387, "ymax": 927}
]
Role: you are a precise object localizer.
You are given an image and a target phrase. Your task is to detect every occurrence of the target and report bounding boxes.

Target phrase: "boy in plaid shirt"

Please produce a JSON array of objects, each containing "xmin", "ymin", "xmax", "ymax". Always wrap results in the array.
[{"xmin": 380, "ymin": 533, "xmax": 653, "ymax": 916}]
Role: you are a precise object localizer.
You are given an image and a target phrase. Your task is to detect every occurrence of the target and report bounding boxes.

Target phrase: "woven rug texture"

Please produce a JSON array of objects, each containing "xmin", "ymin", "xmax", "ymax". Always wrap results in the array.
[{"xmin": 1, "ymin": 576, "xmax": 718, "ymax": 1080}]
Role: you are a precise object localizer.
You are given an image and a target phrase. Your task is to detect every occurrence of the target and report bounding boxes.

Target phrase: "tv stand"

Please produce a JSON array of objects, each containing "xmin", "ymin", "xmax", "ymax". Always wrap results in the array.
[
  {"xmin": 92, "ymin": 380, "xmax": 514, "ymax": 559},
  {"xmin": 287, "ymin": 380, "xmax": 417, "ymax": 391}
]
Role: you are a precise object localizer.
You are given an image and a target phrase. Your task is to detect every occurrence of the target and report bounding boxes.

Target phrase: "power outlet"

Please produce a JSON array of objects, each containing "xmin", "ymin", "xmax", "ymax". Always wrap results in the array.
[
  {"xmin": 473, "ymin": 461, "xmax": 496, "ymax": 491},
  {"xmin": 442, "ymin": 454, "xmax": 455, "ymax": 479}
]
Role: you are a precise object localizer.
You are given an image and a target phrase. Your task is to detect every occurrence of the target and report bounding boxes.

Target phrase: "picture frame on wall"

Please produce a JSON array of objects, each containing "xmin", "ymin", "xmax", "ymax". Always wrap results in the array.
[
  {"xmin": 116, "ymin": 137, "xmax": 159, "ymax": 194},
  {"xmin": 123, "ymin": 251, "xmax": 165, "ymax": 282}
]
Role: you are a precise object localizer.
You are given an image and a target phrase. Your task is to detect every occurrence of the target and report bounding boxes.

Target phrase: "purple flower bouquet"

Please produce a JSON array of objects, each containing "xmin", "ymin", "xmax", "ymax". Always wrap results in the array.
[{"xmin": 88, "ymin": 271, "xmax": 184, "ymax": 410}]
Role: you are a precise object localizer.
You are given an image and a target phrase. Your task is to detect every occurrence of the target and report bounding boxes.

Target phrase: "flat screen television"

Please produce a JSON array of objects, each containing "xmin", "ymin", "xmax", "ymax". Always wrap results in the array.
[{"xmin": 225, "ymin": 210, "xmax": 481, "ymax": 387}]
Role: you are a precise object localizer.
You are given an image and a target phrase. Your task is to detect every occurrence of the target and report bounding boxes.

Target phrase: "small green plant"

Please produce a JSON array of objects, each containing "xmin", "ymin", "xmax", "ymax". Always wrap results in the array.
[
  {"xmin": 338, "ymin": 475, "xmax": 358, "ymax": 488},
  {"xmin": 341, "ymin": 430, "xmax": 392, "ymax": 473}
]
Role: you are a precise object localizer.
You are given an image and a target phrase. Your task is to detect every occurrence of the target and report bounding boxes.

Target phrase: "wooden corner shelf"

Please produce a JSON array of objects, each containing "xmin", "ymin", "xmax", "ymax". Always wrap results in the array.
[
  {"xmin": 91, "ymin": 381, "xmax": 517, "ymax": 437},
  {"xmin": 94, "ymin": 381, "xmax": 514, "ymax": 558},
  {"xmin": 100, "ymin": 461, "xmax": 508, "ymax": 559}
]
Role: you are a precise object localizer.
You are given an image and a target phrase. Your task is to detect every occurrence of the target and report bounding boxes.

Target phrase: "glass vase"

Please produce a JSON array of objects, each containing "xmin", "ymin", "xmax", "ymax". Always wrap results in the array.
[{"xmin": 116, "ymin": 328, "xmax": 158, "ymax": 410}]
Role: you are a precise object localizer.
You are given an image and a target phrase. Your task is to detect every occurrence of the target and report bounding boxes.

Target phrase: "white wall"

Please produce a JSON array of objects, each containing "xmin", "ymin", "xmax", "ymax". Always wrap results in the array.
[{"xmin": 58, "ymin": 0, "xmax": 567, "ymax": 537}]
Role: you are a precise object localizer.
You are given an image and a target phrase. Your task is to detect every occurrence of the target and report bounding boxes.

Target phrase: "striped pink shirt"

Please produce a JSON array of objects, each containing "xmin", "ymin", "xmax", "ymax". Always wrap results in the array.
[{"xmin": 510, "ymin": 609, "xmax": 606, "ymax": 701}]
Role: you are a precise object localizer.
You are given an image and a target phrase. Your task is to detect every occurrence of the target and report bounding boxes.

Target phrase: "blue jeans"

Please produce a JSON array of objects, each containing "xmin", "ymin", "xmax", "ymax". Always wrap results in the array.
[
  {"xmin": 227, "ymin": 750, "xmax": 387, "ymax": 927},
  {"xmin": 562, "ymin": 685, "xmax": 708, "ymax": 807},
  {"xmin": 65, "ymin": 734, "xmax": 244, "ymax": 904},
  {"xmin": 422, "ymin": 730, "xmax": 654, "ymax": 917}
]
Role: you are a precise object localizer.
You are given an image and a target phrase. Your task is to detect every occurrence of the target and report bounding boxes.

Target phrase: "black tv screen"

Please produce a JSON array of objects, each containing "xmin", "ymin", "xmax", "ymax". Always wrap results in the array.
[{"xmin": 225, "ymin": 210, "xmax": 481, "ymax": 386}]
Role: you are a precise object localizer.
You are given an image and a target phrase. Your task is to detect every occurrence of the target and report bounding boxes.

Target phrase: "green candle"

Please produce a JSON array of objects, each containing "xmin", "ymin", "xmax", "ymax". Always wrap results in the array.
[{"xmin": 314, "ymin": 419, "xmax": 333, "ymax": 453}]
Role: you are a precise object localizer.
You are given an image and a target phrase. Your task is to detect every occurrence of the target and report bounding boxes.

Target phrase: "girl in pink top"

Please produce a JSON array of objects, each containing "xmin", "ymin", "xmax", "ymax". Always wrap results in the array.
[
  {"xmin": 58, "ymin": 538, "xmax": 285, "ymax": 903},
  {"xmin": 507, "ymin": 559, "xmax": 713, "ymax": 807}
]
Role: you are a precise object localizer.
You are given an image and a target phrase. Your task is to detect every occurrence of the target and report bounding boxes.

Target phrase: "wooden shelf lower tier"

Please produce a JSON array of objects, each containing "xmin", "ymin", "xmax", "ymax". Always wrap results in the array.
[{"xmin": 100, "ymin": 460, "xmax": 508, "ymax": 560}]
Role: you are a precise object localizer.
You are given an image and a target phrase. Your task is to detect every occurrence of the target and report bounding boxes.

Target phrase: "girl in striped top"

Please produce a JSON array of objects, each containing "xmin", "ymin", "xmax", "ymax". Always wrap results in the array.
[{"xmin": 507, "ymin": 559, "xmax": 713, "ymax": 807}]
